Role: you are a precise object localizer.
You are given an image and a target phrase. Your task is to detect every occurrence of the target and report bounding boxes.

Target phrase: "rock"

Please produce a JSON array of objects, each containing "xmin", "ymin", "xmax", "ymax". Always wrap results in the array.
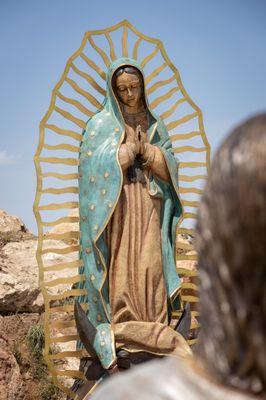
[
  {"xmin": 178, "ymin": 233, "xmax": 194, "ymax": 245},
  {"xmin": 45, "ymin": 209, "xmax": 79, "ymax": 240},
  {"xmin": 0, "ymin": 239, "xmax": 79, "ymax": 313},
  {"xmin": 0, "ymin": 209, "xmax": 28, "ymax": 234},
  {"xmin": 176, "ymin": 233, "xmax": 197, "ymax": 272},
  {"xmin": 177, "ymin": 259, "xmax": 197, "ymax": 272},
  {"xmin": 54, "ymin": 339, "xmax": 80, "ymax": 389},
  {"xmin": 0, "ymin": 210, "xmax": 35, "ymax": 250},
  {"xmin": 0, "ymin": 334, "xmax": 27, "ymax": 400},
  {"xmin": 176, "ymin": 233, "xmax": 195, "ymax": 255}
]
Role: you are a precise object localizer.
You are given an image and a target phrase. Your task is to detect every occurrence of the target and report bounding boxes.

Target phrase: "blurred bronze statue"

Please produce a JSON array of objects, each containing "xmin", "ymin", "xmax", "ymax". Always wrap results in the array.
[
  {"xmin": 89, "ymin": 113, "xmax": 266, "ymax": 400},
  {"xmin": 195, "ymin": 113, "xmax": 265, "ymax": 396}
]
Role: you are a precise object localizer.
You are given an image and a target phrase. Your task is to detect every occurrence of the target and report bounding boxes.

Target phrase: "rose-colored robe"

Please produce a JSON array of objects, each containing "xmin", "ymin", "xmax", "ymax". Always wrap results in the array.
[{"xmin": 106, "ymin": 109, "xmax": 191, "ymax": 359}]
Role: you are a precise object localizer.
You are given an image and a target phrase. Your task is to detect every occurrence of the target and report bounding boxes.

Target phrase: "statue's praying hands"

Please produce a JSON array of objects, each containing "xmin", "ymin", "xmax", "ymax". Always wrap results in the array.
[
  {"xmin": 118, "ymin": 123, "xmax": 146, "ymax": 169},
  {"xmin": 118, "ymin": 123, "xmax": 170, "ymax": 182}
]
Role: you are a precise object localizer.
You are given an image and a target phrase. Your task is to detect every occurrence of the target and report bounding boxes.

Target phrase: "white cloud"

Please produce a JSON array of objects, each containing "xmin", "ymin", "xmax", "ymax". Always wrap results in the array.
[{"xmin": 0, "ymin": 150, "xmax": 22, "ymax": 166}]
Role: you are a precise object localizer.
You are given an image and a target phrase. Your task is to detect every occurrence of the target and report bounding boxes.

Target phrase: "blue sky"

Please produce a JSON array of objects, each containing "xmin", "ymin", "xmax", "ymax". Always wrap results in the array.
[{"xmin": 0, "ymin": 0, "xmax": 265, "ymax": 233}]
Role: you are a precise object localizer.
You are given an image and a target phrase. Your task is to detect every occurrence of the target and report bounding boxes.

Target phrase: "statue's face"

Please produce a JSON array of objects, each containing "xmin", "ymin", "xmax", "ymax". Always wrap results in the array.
[{"xmin": 115, "ymin": 72, "xmax": 142, "ymax": 108}]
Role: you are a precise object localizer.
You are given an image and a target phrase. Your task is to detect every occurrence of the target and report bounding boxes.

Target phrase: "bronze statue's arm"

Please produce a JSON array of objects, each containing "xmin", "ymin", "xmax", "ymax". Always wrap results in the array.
[
  {"xmin": 143, "ymin": 143, "xmax": 170, "ymax": 182},
  {"xmin": 118, "ymin": 124, "xmax": 140, "ymax": 171},
  {"xmin": 118, "ymin": 143, "xmax": 137, "ymax": 171}
]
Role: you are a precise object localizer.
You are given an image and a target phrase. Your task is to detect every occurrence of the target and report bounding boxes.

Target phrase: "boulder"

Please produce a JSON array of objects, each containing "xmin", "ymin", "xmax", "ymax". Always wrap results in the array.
[
  {"xmin": 0, "ymin": 239, "xmax": 79, "ymax": 313},
  {"xmin": 45, "ymin": 208, "xmax": 79, "ymax": 240},
  {"xmin": 176, "ymin": 233, "xmax": 197, "ymax": 273},
  {"xmin": 0, "ymin": 209, "xmax": 28, "ymax": 234}
]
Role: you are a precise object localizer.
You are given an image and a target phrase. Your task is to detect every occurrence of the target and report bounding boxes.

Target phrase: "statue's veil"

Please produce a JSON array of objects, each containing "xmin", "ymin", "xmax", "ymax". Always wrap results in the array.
[{"xmin": 34, "ymin": 20, "xmax": 210, "ymax": 396}]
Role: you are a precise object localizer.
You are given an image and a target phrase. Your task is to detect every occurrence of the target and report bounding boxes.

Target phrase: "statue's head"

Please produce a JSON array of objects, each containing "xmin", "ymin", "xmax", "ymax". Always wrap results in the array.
[
  {"xmin": 112, "ymin": 66, "xmax": 144, "ymax": 110},
  {"xmin": 196, "ymin": 114, "xmax": 266, "ymax": 396}
]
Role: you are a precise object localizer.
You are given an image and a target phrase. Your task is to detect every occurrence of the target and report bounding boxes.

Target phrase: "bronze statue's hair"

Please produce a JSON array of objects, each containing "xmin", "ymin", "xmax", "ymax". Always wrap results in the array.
[{"xmin": 195, "ymin": 114, "xmax": 266, "ymax": 396}]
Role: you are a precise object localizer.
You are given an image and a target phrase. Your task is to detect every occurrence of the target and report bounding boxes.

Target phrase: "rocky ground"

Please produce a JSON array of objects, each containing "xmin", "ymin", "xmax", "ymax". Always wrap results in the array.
[
  {"xmin": 0, "ymin": 210, "xmax": 66, "ymax": 400},
  {"xmin": 0, "ymin": 209, "xmax": 197, "ymax": 400}
]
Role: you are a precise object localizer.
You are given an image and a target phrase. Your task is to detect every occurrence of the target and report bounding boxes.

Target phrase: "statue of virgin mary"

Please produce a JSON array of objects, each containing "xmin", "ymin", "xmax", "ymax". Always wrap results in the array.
[{"xmin": 76, "ymin": 57, "xmax": 191, "ymax": 370}]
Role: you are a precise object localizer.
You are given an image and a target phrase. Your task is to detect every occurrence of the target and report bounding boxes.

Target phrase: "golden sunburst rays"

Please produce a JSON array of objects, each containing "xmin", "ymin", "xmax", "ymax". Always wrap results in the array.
[{"xmin": 34, "ymin": 19, "xmax": 209, "ymax": 395}]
